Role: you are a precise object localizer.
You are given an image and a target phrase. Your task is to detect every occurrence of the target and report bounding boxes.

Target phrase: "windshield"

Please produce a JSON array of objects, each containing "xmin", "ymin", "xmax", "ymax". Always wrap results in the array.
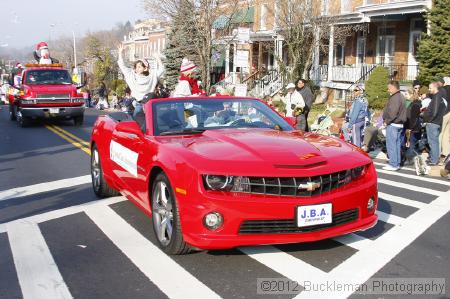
[
  {"xmin": 153, "ymin": 98, "xmax": 293, "ymax": 136},
  {"xmin": 24, "ymin": 70, "xmax": 72, "ymax": 85}
]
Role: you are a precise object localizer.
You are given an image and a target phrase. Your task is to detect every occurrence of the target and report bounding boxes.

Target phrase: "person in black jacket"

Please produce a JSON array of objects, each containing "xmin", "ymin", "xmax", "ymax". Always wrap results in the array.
[
  {"xmin": 295, "ymin": 79, "xmax": 314, "ymax": 131},
  {"xmin": 383, "ymin": 81, "xmax": 407, "ymax": 171},
  {"xmin": 405, "ymin": 93, "xmax": 422, "ymax": 163},
  {"xmin": 424, "ymin": 82, "xmax": 448, "ymax": 165},
  {"xmin": 444, "ymin": 77, "xmax": 450, "ymax": 101}
]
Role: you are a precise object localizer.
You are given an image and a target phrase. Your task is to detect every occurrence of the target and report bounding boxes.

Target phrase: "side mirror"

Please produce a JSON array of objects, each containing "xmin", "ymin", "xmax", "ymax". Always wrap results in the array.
[
  {"xmin": 115, "ymin": 121, "xmax": 144, "ymax": 138},
  {"xmin": 76, "ymin": 83, "xmax": 86, "ymax": 89},
  {"xmin": 284, "ymin": 116, "xmax": 297, "ymax": 128}
]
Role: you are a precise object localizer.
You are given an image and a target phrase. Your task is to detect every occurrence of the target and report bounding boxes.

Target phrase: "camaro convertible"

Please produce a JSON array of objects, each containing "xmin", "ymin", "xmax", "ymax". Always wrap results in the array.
[{"xmin": 90, "ymin": 97, "xmax": 378, "ymax": 254}]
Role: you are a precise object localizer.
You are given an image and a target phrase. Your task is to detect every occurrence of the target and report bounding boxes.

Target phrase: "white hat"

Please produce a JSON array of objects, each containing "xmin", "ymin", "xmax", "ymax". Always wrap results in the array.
[
  {"xmin": 286, "ymin": 83, "xmax": 295, "ymax": 89},
  {"xmin": 180, "ymin": 58, "xmax": 197, "ymax": 73},
  {"xmin": 444, "ymin": 77, "xmax": 450, "ymax": 85}
]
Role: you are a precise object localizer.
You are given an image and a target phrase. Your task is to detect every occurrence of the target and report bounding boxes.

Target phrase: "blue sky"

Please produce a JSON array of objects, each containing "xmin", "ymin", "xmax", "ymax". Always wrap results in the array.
[{"xmin": 0, "ymin": 0, "xmax": 148, "ymax": 48}]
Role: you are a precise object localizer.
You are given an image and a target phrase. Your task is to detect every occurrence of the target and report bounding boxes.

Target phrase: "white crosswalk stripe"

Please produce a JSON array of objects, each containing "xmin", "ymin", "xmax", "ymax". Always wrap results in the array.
[
  {"xmin": 376, "ymin": 168, "xmax": 450, "ymax": 186},
  {"xmin": 378, "ymin": 192, "xmax": 426, "ymax": 209},
  {"xmin": 0, "ymin": 175, "xmax": 91, "ymax": 201},
  {"xmin": 7, "ymin": 220, "xmax": 72, "ymax": 299},
  {"xmin": 85, "ymin": 204, "xmax": 221, "ymax": 299},
  {"xmin": 378, "ymin": 178, "xmax": 445, "ymax": 196},
  {"xmin": 239, "ymin": 245, "xmax": 328, "ymax": 287},
  {"xmin": 376, "ymin": 210, "xmax": 404, "ymax": 225},
  {"xmin": 1, "ymin": 167, "xmax": 449, "ymax": 299},
  {"xmin": 333, "ymin": 233, "xmax": 374, "ymax": 251}
]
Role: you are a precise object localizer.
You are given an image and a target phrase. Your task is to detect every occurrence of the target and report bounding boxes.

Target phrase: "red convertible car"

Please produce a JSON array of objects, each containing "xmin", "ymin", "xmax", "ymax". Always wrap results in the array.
[{"xmin": 90, "ymin": 97, "xmax": 378, "ymax": 254}]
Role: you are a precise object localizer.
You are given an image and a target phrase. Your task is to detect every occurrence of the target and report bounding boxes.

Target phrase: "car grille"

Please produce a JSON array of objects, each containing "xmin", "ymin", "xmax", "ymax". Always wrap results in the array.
[
  {"xmin": 239, "ymin": 208, "xmax": 359, "ymax": 234},
  {"xmin": 36, "ymin": 94, "xmax": 71, "ymax": 103},
  {"xmin": 37, "ymin": 93, "xmax": 70, "ymax": 99},
  {"xmin": 238, "ymin": 168, "xmax": 361, "ymax": 198}
]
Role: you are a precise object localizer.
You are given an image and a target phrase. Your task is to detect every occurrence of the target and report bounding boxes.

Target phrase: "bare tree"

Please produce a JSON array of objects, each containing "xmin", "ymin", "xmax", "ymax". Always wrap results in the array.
[
  {"xmin": 142, "ymin": 0, "xmax": 250, "ymax": 91},
  {"xmin": 269, "ymin": 0, "xmax": 366, "ymax": 81}
]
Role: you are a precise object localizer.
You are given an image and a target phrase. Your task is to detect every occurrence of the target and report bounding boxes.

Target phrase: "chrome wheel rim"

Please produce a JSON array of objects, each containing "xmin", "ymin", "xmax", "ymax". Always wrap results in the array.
[
  {"xmin": 153, "ymin": 181, "xmax": 173, "ymax": 246},
  {"xmin": 91, "ymin": 149, "xmax": 101, "ymax": 190}
]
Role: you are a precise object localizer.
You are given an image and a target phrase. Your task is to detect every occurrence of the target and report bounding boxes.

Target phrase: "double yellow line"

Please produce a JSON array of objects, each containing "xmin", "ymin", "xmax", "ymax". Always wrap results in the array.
[{"xmin": 45, "ymin": 124, "xmax": 91, "ymax": 155}]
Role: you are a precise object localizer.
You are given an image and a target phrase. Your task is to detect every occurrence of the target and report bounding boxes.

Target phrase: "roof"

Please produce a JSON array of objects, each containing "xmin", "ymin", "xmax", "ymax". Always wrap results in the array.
[{"xmin": 213, "ymin": 7, "xmax": 255, "ymax": 29}]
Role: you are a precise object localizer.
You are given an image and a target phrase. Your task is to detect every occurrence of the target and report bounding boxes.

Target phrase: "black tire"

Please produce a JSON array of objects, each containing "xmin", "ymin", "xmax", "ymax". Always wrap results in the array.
[
  {"xmin": 74, "ymin": 115, "xmax": 84, "ymax": 126},
  {"xmin": 151, "ymin": 172, "xmax": 191, "ymax": 255},
  {"xmin": 17, "ymin": 111, "xmax": 30, "ymax": 128},
  {"xmin": 91, "ymin": 144, "xmax": 120, "ymax": 198},
  {"xmin": 9, "ymin": 104, "xmax": 16, "ymax": 121}
]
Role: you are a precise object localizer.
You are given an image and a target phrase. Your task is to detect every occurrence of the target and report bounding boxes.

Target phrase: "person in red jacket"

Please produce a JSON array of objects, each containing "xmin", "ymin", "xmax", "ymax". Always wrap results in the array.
[{"xmin": 173, "ymin": 58, "xmax": 201, "ymax": 96}]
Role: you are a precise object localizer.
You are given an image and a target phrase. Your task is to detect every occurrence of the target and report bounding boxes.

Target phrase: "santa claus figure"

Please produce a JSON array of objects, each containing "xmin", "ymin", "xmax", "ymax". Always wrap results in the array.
[{"xmin": 34, "ymin": 42, "xmax": 59, "ymax": 64}]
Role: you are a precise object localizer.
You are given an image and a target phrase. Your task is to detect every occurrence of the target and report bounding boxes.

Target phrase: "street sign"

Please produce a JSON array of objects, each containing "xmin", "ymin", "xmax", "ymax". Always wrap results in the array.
[
  {"xmin": 234, "ymin": 50, "xmax": 249, "ymax": 68},
  {"xmin": 237, "ymin": 27, "xmax": 250, "ymax": 43},
  {"xmin": 234, "ymin": 83, "xmax": 247, "ymax": 97}
]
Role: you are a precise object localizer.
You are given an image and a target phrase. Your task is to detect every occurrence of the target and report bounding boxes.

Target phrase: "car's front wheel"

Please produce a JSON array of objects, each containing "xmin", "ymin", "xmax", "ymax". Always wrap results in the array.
[
  {"xmin": 152, "ymin": 173, "xmax": 191, "ymax": 255},
  {"xmin": 9, "ymin": 104, "xmax": 16, "ymax": 121},
  {"xmin": 91, "ymin": 145, "xmax": 119, "ymax": 198}
]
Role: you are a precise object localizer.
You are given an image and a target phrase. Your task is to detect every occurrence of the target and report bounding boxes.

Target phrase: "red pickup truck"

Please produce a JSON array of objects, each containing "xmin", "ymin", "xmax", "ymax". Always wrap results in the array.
[{"xmin": 8, "ymin": 64, "xmax": 85, "ymax": 127}]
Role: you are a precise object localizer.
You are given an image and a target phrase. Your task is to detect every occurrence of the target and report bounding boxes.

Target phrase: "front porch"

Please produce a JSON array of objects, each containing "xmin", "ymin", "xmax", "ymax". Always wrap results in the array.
[{"xmin": 311, "ymin": 63, "xmax": 420, "ymax": 85}]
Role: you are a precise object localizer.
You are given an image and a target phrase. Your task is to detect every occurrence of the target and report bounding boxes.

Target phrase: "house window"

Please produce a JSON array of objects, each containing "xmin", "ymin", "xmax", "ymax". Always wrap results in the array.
[
  {"xmin": 377, "ymin": 35, "xmax": 395, "ymax": 65},
  {"xmin": 335, "ymin": 44, "xmax": 345, "ymax": 66},
  {"xmin": 260, "ymin": 4, "xmax": 267, "ymax": 31},
  {"xmin": 411, "ymin": 32, "xmax": 421, "ymax": 57},
  {"xmin": 356, "ymin": 37, "xmax": 366, "ymax": 65},
  {"xmin": 341, "ymin": 0, "xmax": 352, "ymax": 14}
]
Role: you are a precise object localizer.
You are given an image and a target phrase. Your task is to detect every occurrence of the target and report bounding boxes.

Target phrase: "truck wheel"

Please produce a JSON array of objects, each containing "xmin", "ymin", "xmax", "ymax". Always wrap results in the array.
[
  {"xmin": 9, "ymin": 104, "xmax": 16, "ymax": 121},
  {"xmin": 151, "ymin": 172, "xmax": 191, "ymax": 255},
  {"xmin": 91, "ymin": 145, "xmax": 120, "ymax": 198},
  {"xmin": 17, "ymin": 112, "xmax": 30, "ymax": 128},
  {"xmin": 74, "ymin": 116, "xmax": 84, "ymax": 126}
]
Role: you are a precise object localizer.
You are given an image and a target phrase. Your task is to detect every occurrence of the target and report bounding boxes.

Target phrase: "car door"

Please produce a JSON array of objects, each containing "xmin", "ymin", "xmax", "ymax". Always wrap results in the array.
[{"xmin": 110, "ymin": 120, "xmax": 149, "ymax": 204}]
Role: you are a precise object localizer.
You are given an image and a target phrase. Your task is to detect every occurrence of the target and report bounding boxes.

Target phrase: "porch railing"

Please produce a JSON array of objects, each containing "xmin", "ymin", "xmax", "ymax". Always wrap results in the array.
[
  {"xmin": 383, "ymin": 64, "xmax": 419, "ymax": 82},
  {"xmin": 332, "ymin": 64, "xmax": 377, "ymax": 83},
  {"xmin": 311, "ymin": 63, "xmax": 419, "ymax": 84}
]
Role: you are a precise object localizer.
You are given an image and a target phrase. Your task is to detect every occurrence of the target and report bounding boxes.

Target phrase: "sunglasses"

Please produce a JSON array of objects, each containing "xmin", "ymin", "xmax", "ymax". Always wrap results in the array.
[{"xmin": 353, "ymin": 89, "xmax": 360, "ymax": 92}]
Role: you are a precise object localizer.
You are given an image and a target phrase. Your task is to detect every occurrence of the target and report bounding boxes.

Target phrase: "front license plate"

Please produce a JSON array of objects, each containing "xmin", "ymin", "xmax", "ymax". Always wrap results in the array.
[
  {"xmin": 49, "ymin": 108, "xmax": 59, "ymax": 114},
  {"xmin": 297, "ymin": 203, "xmax": 332, "ymax": 227}
]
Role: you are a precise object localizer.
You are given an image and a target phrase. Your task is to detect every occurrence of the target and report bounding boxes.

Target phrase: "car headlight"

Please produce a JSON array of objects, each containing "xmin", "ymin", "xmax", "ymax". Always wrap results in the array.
[
  {"xmin": 351, "ymin": 165, "xmax": 367, "ymax": 180},
  {"xmin": 203, "ymin": 175, "xmax": 250, "ymax": 192},
  {"xmin": 72, "ymin": 98, "xmax": 85, "ymax": 103},
  {"xmin": 204, "ymin": 175, "xmax": 233, "ymax": 190}
]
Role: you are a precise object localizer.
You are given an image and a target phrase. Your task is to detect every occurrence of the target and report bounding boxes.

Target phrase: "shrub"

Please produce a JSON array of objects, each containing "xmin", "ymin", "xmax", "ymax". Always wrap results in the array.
[{"xmin": 365, "ymin": 66, "xmax": 390, "ymax": 110}]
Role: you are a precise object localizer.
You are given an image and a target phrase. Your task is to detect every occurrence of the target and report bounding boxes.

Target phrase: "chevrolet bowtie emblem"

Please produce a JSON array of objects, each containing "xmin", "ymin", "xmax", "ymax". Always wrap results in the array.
[
  {"xmin": 298, "ymin": 181, "xmax": 321, "ymax": 191},
  {"xmin": 299, "ymin": 153, "xmax": 319, "ymax": 160}
]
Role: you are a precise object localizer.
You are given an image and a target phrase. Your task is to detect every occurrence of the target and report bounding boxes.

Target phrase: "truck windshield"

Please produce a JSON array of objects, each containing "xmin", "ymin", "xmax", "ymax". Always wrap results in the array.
[{"xmin": 24, "ymin": 70, "xmax": 72, "ymax": 85}]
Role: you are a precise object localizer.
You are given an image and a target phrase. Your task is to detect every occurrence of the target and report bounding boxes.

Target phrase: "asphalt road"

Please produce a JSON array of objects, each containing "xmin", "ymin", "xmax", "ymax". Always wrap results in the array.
[{"xmin": 0, "ymin": 106, "xmax": 449, "ymax": 299}]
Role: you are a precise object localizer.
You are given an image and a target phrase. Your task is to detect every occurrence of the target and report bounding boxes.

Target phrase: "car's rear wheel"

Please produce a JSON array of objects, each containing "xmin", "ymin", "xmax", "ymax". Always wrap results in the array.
[
  {"xmin": 91, "ymin": 145, "xmax": 119, "ymax": 198},
  {"xmin": 152, "ymin": 173, "xmax": 191, "ymax": 255},
  {"xmin": 9, "ymin": 104, "xmax": 16, "ymax": 121}
]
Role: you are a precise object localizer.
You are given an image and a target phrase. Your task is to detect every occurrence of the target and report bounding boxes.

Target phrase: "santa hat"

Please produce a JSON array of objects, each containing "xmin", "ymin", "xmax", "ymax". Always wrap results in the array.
[
  {"xmin": 15, "ymin": 63, "xmax": 23, "ymax": 68},
  {"xmin": 36, "ymin": 42, "xmax": 48, "ymax": 51},
  {"xmin": 180, "ymin": 58, "xmax": 197, "ymax": 73}
]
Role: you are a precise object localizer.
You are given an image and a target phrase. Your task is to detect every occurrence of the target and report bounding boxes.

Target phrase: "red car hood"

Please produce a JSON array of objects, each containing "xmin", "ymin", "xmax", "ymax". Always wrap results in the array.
[{"xmin": 158, "ymin": 129, "xmax": 369, "ymax": 173}]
